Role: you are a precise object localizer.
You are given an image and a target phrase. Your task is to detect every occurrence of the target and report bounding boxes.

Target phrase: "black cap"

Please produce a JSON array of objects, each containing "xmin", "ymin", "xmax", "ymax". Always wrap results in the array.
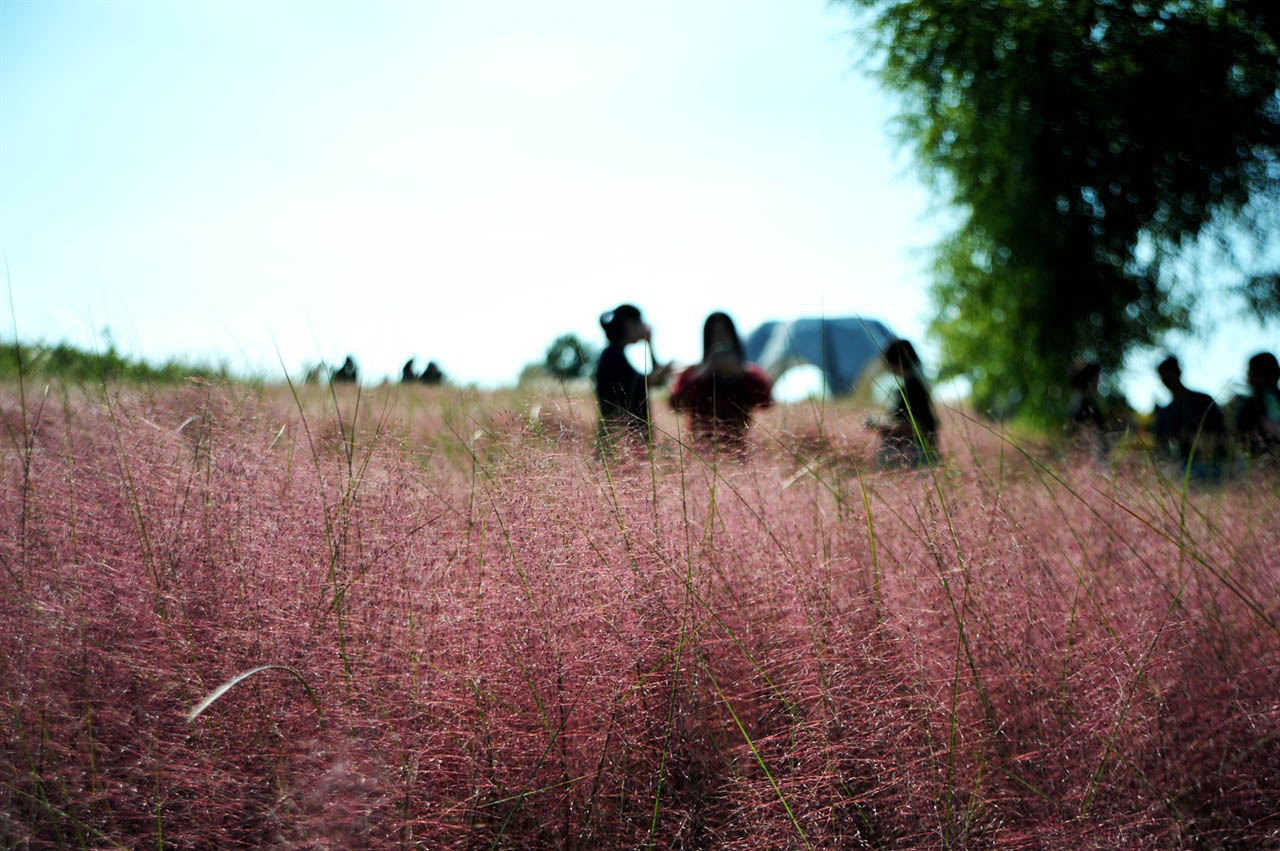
[{"xmin": 600, "ymin": 304, "xmax": 642, "ymax": 343}]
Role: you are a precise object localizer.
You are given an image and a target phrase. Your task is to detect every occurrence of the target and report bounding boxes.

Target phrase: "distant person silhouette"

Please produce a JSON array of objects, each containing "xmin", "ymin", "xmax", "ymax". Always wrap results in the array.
[
  {"xmin": 1234, "ymin": 351, "xmax": 1280, "ymax": 455},
  {"xmin": 332, "ymin": 356, "xmax": 358, "ymax": 384},
  {"xmin": 401, "ymin": 359, "xmax": 417, "ymax": 383},
  {"xmin": 1152, "ymin": 355, "xmax": 1225, "ymax": 473},
  {"xmin": 1066, "ymin": 361, "xmax": 1108, "ymax": 456},
  {"xmin": 872, "ymin": 339, "xmax": 938, "ymax": 469},
  {"xmin": 420, "ymin": 361, "xmax": 444, "ymax": 385},
  {"xmin": 594, "ymin": 304, "xmax": 671, "ymax": 448},
  {"xmin": 670, "ymin": 312, "xmax": 772, "ymax": 449}
]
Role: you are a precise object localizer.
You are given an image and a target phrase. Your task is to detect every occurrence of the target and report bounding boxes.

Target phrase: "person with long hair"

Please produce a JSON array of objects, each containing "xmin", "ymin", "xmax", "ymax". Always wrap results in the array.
[
  {"xmin": 871, "ymin": 339, "xmax": 938, "ymax": 469},
  {"xmin": 670, "ymin": 311, "xmax": 773, "ymax": 449},
  {"xmin": 594, "ymin": 304, "xmax": 671, "ymax": 448}
]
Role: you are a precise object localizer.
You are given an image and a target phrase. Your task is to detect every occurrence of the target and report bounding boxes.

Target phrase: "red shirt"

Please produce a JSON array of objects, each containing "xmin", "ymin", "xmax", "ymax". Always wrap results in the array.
[{"xmin": 670, "ymin": 362, "xmax": 773, "ymax": 443}]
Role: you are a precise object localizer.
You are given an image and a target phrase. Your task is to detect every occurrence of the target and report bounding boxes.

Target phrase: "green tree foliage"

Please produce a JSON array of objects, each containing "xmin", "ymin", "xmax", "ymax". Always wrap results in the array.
[
  {"xmin": 844, "ymin": 0, "xmax": 1280, "ymax": 420},
  {"xmin": 543, "ymin": 333, "xmax": 597, "ymax": 381},
  {"xmin": 0, "ymin": 340, "xmax": 227, "ymax": 384}
]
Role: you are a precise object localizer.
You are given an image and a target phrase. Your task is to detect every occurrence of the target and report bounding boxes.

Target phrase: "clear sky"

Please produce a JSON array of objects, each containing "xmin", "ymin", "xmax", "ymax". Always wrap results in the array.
[{"xmin": 3, "ymin": 0, "xmax": 1277, "ymax": 409}]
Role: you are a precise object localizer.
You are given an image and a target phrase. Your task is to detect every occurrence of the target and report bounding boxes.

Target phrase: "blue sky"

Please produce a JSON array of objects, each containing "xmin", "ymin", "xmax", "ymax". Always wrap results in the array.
[{"xmin": 3, "ymin": 0, "xmax": 1277, "ymax": 409}]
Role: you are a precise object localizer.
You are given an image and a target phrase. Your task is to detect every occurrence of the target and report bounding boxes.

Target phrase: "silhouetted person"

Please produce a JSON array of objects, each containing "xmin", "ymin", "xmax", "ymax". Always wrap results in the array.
[
  {"xmin": 594, "ymin": 304, "xmax": 671, "ymax": 449},
  {"xmin": 872, "ymin": 339, "xmax": 938, "ymax": 469},
  {"xmin": 1234, "ymin": 351, "xmax": 1280, "ymax": 455},
  {"xmin": 1153, "ymin": 355, "xmax": 1225, "ymax": 474},
  {"xmin": 419, "ymin": 361, "xmax": 444, "ymax": 385},
  {"xmin": 670, "ymin": 312, "xmax": 773, "ymax": 450},
  {"xmin": 401, "ymin": 359, "xmax": 417, "ymax": 383},
  {"xmin": 332, "ymin": 356, "xmax": 358, "ymax": 384},
  {"xmin": 1066, "ymin": 361, "xmax": 1108, "ymax": 456}
]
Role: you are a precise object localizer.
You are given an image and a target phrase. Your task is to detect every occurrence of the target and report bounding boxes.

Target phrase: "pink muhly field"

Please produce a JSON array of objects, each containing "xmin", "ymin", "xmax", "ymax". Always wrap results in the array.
[{"xmin": 2, "ymin": 380, "xmax": 1278, "ymax": 848}]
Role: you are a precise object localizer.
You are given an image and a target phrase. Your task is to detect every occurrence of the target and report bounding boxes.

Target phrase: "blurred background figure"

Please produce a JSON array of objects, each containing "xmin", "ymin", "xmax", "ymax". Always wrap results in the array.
[
  {"xmin": 1153, "ymin": 355, "xmax": 1225, "ymax": 476},
  {"xmin": 595, "ymin": 304, "xmax": 671, "ymax": 449},
  {"xmin": 332, "ymin": 356, "xmax": 358, "ymax": 384},
  {"xmin": 670, "ymin": 311, "xmax": 773, "ymax": 451},
  {"xmin": 420, "ymin": 361, "xmax": 444, "ymax": 385},
  {"xmin": 401, "ymin": 358, "xmax": 417, "ymax": 383},
  {"xmin": 1233, "ymin": 351, "xmax": 1280, "ymax": 456},
  {"xmin": 870, "ymin": 339, "xmax": 938, "ymax": 469},
  {"xmin": 1066, "ymin": 360, "xmax": 1108, "ymax": 457}
]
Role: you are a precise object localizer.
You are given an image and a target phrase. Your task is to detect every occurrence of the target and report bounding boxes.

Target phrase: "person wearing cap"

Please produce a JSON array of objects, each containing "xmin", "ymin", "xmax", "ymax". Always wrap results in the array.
[
  {"xmin": 669, "ymin": 311, "xmax": 773, "ymax": 451},
  {"xmin": 594, "ymin": 304, "xmax": 672, "ymax": 449},
  {"xmin": 1152, "ymin": 355, "xmax": 1225, "ymax": 474}
]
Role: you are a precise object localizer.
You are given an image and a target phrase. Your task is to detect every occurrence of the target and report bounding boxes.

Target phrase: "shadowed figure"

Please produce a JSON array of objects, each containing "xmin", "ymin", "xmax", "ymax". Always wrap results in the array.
[
  {"xmin": 1066, "ymin": 360, "xmax": 1108, "ymax": 457},
  {"xmin": 419, "ymin": 361, "xmax": 444, "ymax": 385},
  {"xmin": 670, "ymin": 311, "xmax": 772, "ymax": 451},
  {"xmin": 1153, "ymin": 355, "xmax": 1225, "ymax": 476},
  {"xmin": 401, "ymin": 359, "xmax": 417, "ymax": 383},
  {"xmin": 871, "ymin": 339, "xmax": 938, "ymax": 469},
  {"xmin": 1234, "ymin": 351, "xmax": 1280, "ymax": 456},
  {"xmin": 332, "ymin": 356, "xmax": 358, "ymax": 384},
  {"xmin": 594, "ymin": 304, "xmax": 671, "ymax": 450}
]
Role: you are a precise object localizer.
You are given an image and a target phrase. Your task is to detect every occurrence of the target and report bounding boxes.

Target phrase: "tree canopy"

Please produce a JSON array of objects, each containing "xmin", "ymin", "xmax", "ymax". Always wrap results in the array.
[
  {"xmin": 844, "ymin": 0, "xmax": 1280, "ymax": 419},
  {"xmin": 543, "ymin": 333, "xmax": 597, "ymax": 381},
  {"xmin": 1, "ymin": 340, "xmax": 228, "ymax": 384}
]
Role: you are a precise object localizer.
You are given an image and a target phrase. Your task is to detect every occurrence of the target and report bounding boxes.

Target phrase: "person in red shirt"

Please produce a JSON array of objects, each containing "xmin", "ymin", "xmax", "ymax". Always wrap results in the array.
[{"xmin": 670, "ymin": 312, "xmax": 773, "ymax": 449}]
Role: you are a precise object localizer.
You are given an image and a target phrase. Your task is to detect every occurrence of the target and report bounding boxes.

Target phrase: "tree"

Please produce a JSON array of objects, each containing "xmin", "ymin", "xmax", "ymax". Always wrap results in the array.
[
  {"xmin": 543, "ymin": 333, "xmax": 598, "ymax": 381},
  {"xmin": 844, "ymin": 0, "xmax": 1280, "ymax": 420}
]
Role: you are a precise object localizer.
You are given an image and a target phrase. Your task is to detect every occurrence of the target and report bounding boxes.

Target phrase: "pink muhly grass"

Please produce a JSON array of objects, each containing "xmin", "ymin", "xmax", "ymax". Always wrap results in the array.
[{"xmin": 0, "ymin": 381, "xmax": 1277, "ymax": 848}]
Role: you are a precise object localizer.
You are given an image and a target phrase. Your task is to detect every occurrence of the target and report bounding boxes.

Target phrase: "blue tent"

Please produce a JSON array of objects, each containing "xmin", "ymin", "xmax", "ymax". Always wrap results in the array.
[{"xmin": 744, "ymin": 317, "xmax": 897, "ymax": 396}]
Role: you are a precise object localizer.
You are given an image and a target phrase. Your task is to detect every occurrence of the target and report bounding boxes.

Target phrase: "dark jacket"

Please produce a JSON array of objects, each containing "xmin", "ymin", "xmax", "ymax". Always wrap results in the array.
[
  {"xmin": 877, "ymin": 373, "xmax": 939, "ymax": 468},
  {"xmin": 1235, "ymin": 388, "xmax": 1280, "ymax": 454},
  {"xmin": 1154, "ymin": 389, "xmax": 1225, "ymax": 461},
  {"xmin": 595, "ymin": 344, "xmax": 651, "ymax": 443}
]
